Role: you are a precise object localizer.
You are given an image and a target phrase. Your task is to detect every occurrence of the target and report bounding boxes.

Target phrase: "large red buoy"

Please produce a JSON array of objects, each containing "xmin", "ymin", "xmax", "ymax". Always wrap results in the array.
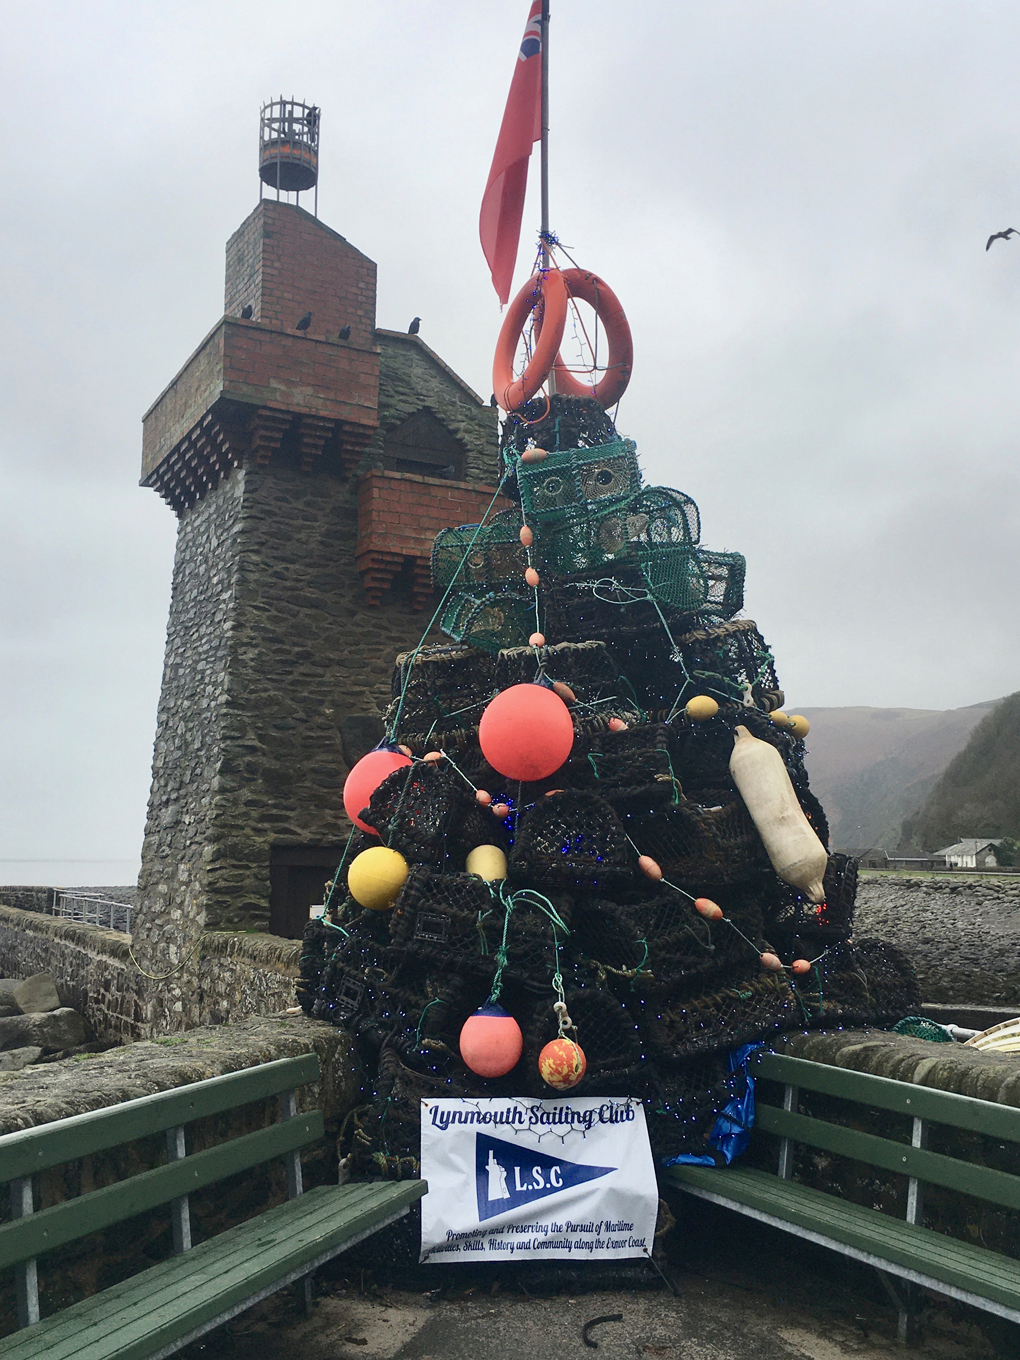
[
  {"xmin": 343, "ymin": 748, "xmax": 412, "ymax": 834},
  {"xmin": 478, "ymin": 684, "xmax": 574, "ymax": 782},
  {"xmin": 459, "ymin": 1004, "xmax": 523, "ymax": 1078}
]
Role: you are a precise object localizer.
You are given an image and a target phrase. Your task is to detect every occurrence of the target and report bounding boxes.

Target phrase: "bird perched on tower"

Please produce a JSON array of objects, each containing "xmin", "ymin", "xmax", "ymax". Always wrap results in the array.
[
  {"xmin": 338, "ymin": 324, "xmax": 351, "ymax": 341},
  {"xmin": 408, "ymin": 317, "xmax": 420, "ymax": 335},
  {"xmin": 240, "ymin": 304, "xmax": 253, "ymax": 320},
  {"xmin": 296, "ymin": 312, "xmax": 312, "ymax": 332},
  {"xmin": 986, "ymin": 229, "xmax": 1018, "ymax": 250}
]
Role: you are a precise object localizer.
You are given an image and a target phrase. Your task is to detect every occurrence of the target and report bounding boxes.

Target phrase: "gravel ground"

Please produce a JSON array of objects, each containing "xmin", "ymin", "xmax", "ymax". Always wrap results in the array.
[{"xmin": 854, "ymin": 874, "xmax": 1020, "ymax": 1007}]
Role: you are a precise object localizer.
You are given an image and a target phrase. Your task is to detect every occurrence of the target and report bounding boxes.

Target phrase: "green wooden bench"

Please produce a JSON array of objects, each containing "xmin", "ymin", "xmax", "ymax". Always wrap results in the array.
[
  {"xmin": 664, "ymin": 1050, "xmax": 1020, "ymax": 1343},
  {"xmin": 0, "ymin": 1053, "xmax": 426, "ymax": 1359}
]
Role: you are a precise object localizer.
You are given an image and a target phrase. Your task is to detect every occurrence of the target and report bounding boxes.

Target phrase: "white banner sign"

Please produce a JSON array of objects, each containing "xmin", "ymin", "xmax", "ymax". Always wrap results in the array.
[{"xmin": 419, "ymin": 1096, "xmax": 658, "ymax": 1264}]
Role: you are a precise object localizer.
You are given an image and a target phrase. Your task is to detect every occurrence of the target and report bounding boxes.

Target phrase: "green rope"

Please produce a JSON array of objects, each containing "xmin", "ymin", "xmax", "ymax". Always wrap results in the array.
[{"xmin": 414, "ymin": 997, "xmax": 443, "ymax": 1049}]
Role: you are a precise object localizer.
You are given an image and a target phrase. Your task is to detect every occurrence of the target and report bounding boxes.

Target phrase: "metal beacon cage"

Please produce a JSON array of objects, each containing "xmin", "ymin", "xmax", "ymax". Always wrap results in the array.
[{"xmin": 259, "ymin": 97, "xmax": 320, "ymax": 215}]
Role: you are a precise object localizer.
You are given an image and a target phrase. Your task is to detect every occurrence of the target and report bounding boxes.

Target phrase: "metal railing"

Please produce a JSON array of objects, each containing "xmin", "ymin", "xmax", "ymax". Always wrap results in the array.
[{"xmin": 50, "ymin": 892, "xmax": 133, "ymax": 935}]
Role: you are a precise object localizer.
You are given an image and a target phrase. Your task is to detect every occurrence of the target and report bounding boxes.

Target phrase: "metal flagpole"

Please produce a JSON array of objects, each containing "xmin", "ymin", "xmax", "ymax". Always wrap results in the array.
[{"xmin": 540, "ymin": 0, "xmax": 550, "ymax": 269}]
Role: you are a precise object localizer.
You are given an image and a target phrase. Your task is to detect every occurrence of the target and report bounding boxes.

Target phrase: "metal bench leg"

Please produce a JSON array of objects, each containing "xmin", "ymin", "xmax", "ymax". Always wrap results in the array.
[
  {"xmin": 11, "ymin": 1176, "xmax": 40, "ymax": 1328},
  {"xmin": 303, "ymin": 1275, "xmax": 314, "ymax": 1316},
  {"xmin": 777, "ymin": 1085, "xmax": 798, "ymax": 1180},
  {"xmin": 280, "ymin": 1089, "xmax": 304, "ymax": 1199}
]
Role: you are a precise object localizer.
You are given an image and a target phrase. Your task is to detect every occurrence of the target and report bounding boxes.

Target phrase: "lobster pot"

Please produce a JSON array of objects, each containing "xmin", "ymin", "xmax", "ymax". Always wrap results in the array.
[
  {"xmin": 664, "ymin": 620, "xmax": 781, "ymax": 712},
  {"xmin": 386, "ymin": 644, "xmax": 496, "ymax": 750},
  {"xmin": 581, "ymin": 723, "xmax": 676, "ymax": 815},
  {"xmin": 520, "ymin": 959, "xmax": 651, "ymax": 1098},
  {"xmin": 646, "ymin": 1056, "xmax": 749, "ymax": 1163},
  {"xmin": 789, "ymin": 938, "xmax": 919, "ymax": 1029},
  {"xmin": 439, "ymin": 590, "xmax": 534, "ymax": 655},
  {"xmin": 764, "ymin": 852, "xmax": 859, "ymax": 950},
  {"xmin": 360, "ymin": 762, "xmax": 493, "ymax": 869},
  {"xmin": 698, "ymin": 549, "xmax": 746, "ymax": 619},
  {"xmin": 508, "ymin": 792, "xmax": 637, "ymax": 895},
  {"xmin": 639, "ymin": 544, "xmax": 710, "ymax": 611},
  {"xmin": 431, "ymin": 511, "xmax": 526, "ymax": 595},
  {"xmin": 536, "ymin": 485, "xmax": 701, "ymax": 577},
  {"xmin": 630, "ymin": 968, "xmax": 800, "ymax": 1065},
  {"xmin": 518, "ymin": 439, "xmax": 641, "ymax": 521},
  {"xmin": 634, "ymin": 796, "xmax": 769, "ymax": 887}
]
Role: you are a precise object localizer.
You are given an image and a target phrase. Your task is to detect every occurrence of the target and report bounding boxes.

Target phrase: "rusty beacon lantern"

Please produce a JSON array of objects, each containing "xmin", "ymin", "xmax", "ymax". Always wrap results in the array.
[{"xmin": 258, "ymin": 97, "xmax": 320, "ymax": 216}]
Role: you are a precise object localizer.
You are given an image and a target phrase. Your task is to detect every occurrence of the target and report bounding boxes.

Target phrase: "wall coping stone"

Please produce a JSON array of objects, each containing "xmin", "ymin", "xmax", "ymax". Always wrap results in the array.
[
  {"xmin": 0, "ymin": 905, "xmax": 131, "ymax": 960},
  {"xmin": 776, "ymin": 1028, "xmax": 1020, "ymax": 1109},
  {"xmin": 0, "ymin": 1015, "xmax": 356, "ymax": 1135}
]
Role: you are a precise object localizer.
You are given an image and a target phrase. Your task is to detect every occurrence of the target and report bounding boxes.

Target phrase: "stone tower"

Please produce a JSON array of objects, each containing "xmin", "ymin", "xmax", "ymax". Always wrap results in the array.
[{"xmin": 134, "ymin": 199, "xmax": 498, "ymax": 1025}]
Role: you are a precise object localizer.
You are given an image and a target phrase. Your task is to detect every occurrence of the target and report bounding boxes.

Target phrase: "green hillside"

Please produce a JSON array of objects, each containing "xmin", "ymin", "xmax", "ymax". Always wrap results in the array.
[{"xmin": 900, "ymin": 692, "xmax": 1020, "ymax": 851}]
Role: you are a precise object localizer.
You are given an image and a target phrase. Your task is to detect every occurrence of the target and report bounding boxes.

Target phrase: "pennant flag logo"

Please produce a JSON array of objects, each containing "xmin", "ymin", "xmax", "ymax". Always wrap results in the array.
[
  {"xmin": 475, "ymin": 1133, "xmax": 616, "ymax": 1222},
  {"xmin": 518, "ymin": 12, "xmax": 542, "ymax": 61}
]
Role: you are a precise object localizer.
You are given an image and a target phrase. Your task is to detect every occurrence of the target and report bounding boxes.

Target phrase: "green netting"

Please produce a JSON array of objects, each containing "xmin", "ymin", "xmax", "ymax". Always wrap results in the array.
[
  {"xmin": 517, "ymin": 438, "xmax": 641, "ymax": 521},
  {"xmin": 697, "ymin": 549, "xmax": 746, "ymax": 619},
  {"xmin": 639, "ymin": 545, "xmax": 709, "ymax": 610},
  {"xmin": 537, "ymin": 486, "xmax": 701, "ymax": 577},
  {"xmin": 431, "ymin": 510, "xmax": 526, "ymax": 595},
  {"xmin": 439, "ymin": 588, "xmax": 534, "ymax": 653},
  {"xmin": 892, "ymin": 1016, "xmax": 955, "ymax": 1043}
]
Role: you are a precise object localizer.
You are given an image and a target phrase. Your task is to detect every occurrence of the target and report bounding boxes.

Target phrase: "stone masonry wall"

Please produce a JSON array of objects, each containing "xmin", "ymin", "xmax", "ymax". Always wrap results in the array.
[
  {"xmin": 199, "ymin": 460, "xmax": 428, "ymax": 932},
  {"xmin": 0, "ymin": 907, "xmax": 304, "ymax": 1040},
  {"xmin": 370, "ymin": 332, "xmax": 495, "ymax": 482},
  {"xmin": 855, "ymin": 873, "xmax": 1020, "ymax": 1007}
]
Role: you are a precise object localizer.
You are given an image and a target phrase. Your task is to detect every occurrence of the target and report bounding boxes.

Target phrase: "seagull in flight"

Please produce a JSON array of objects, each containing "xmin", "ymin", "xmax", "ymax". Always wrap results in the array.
[{"xmin": 986, "ymin": 229, "xmax": 1018, "ymax": 251}]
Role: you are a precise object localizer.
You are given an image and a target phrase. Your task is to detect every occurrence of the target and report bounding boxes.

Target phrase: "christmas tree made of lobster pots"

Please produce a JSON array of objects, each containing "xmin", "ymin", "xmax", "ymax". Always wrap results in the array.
[{"xmin": 300, "ymin": 266, "xmax": 918, "ymax": 1179}]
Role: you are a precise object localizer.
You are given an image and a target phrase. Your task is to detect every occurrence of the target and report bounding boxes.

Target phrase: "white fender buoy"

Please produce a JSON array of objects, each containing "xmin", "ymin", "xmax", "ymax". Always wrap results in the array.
[{"xmin": 729, "ymin": 725, "xmax": 828, "ymax": 903}]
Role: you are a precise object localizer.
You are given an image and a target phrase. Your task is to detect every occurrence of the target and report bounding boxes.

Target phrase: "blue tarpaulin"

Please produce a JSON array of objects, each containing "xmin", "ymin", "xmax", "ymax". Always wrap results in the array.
[{"xmin": 662, "ymin": 1043, "xmax": 763, "ymax": 1168}]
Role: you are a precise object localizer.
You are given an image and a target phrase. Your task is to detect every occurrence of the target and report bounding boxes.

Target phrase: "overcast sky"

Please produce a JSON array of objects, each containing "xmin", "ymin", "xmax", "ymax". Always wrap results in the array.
[{"xmin": 3, "ymin": 0, "xmax": 1019, "ymax": 885}]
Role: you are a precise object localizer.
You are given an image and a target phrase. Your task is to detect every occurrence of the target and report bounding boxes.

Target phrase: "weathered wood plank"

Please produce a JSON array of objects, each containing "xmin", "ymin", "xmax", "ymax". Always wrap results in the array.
[
  {"xmin": 0, "ymin": 1180, "xmax": 426, "ymax": 1360},
  {"xmin": 0, "ymin": 1112, "xmax": 323, "ymax": 1270},
  {"xmin": 755, "ymin": 1105, "xmax": 1020, "ymax": 1209},
  {"xmin": 664, "ymin": 1165, "xmax": 1020, "ymax": 1311},
  {"xmin": 755, "ymin": 1053, "xmax": 1020, "ymax": 1143},
  {"xmin": 0, "ymin": 1054, "xmax": 321, "ymax": 1183}
]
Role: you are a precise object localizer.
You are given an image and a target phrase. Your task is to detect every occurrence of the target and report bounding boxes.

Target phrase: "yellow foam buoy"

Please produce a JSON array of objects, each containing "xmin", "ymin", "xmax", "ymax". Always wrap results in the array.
[
  {"xmin": 787, "ymin": 714, "xmax": 810, "ymax": 739},
  {"xmin": 347, "ymin": 846, "xmax": 409, "ymax": 911},
  {"xmin": 685, "ymin": 695, "xmax": 719, "ymax": 722},
  {"xmin": 466, "ymin": 844, "xmax": 508, "ymax": 882},
  {"xmin": 770, "ymin": 711, "xmax": 793, "ymax": 730}
]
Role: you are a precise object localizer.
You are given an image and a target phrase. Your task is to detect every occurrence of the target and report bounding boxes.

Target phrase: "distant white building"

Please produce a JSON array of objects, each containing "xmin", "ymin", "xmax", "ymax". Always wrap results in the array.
[{"xmin": 932, "ymin": 838, "xmax": 1002, "ymax": 870}]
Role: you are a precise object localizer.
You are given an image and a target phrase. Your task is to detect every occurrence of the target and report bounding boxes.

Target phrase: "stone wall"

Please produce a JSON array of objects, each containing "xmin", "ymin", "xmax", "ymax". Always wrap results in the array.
[
  {"xmin": 371, "ymin": 331, "xmax": 495, "ymax": 483},
  {"xmin": 0, "ymin": 907, "xmax": 303, "ymax": 1040},
  {"xmin": 855, "ymin": 873, "xmax": 1020, "ymax": 1007}
]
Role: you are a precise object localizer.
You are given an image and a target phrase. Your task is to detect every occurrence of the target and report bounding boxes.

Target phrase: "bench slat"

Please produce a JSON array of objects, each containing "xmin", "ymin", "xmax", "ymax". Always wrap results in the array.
[
  {"xmin": 0, "ymin": 1112, "xmax": 323, "ymax": 1270},
  {"xmin": 0, "ymin": 1054, "xmax": 321, "ymax": 1183},
  {"xmin": 756, "ymin": 1105, "xmax": 1020, "ymax": 1210},
  {"xmin": 665, "ymin": 1164, "xmax": 1020, "ymax": 1313},
  {"xmin": 0, "ymin": 1180, "xmax": 427, "ymax": 1360},
  {"xmin": 755, "ymin": 1053, "xmax": 1020, "ymax": 1143}
]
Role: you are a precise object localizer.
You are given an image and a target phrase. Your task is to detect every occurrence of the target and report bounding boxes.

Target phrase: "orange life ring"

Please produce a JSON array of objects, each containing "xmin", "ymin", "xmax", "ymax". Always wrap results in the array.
[
  {"xmin": 546, "ymin": 269, "xmax": 634, "ymax": 409},
  {"xmin": 492, "ymin": 269, "xmax": 570, "ymax": 412}
]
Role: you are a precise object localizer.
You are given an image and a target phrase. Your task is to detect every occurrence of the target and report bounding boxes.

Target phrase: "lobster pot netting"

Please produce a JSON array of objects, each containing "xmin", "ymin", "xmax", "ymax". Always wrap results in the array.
[
  {"xmin": 646, "ymin": 1056, "xmax": 753, "ymax": 1164},
  {"xmin": 519, "ymin": 957, "xmax": 652, "ymax": 1099},
  {"xmin": 439, "ymin": 589, "xmax": 535, "ymax": 657},
  {"xmin": 508, "ymin": 791, "xmax": 637, "ymax": 896},
  {"xmin": 387, "ymin": 645, "xmax": 495, "ymax": 750},
  {"xmin": 763, "ymin": 853, "xmax": 859, "ymax": 949},
  {"xmin": 631, "ymin": 796, "xmax": 770, "ymax": 887},
  {"xmin": 631, "ymin": 968, "xmax": 801, "ymax": 1065},
  {"xmin": 388, "ymin": 868, "xmax": 571, "ymax": 990},
  {"xmin": 579, "ymin": 722, "xmax": 676, "ymax": 815},
  {"xmin": 500, "ymin": 393, "xmax": 621, "ymax": 467},
  {"xmin": 359, "ymin": 762, "xmax": 504, "ymax": 870},
  {"xmin": 573, "ymin": 887, "xmax": 766, "ymax": 1003},
  {"xmin": 789, "ymin": 938, "xmax": 920, "ymax": 1028},
  {"xmin": 536, "ymin": 486, "xmax": 700, "ymax": 575},
  {"xmin": 517, "ymin": 439, "xmax": 642, "ymax": 522},
  {"xmin": 431, "ymin": 510, "xmax": 527, "ymax": 595}
]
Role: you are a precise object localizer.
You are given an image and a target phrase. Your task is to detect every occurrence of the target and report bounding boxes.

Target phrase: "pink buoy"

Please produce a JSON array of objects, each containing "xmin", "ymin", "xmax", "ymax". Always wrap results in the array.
[
  {"xmin": 459, "ymin": 1004, "xmax": 523, "ymax": 1078},
  {"xmin": 479, "ymin": 684, "xmax": 574, "ymax": 782},
  {"xmin": 638, "ymin": 855, "xmax": 662, "ymax": 881},
  {"xmin": 760, "ymin": 952, "xmax": 784, "ymax": 972},
  {"xmin": 525, "ymin": 567, "xmax": 540, "ymax": 587},
  {"xmin": 423, "ymin": 750, "xmax": 443, "ymax": 763},
  {"xmin": 491, "ymin": 803, "xmax": 511, "ymax": 819},
  {"xmin": 529, "ymin": 632, "xmax": 546, "ymax": 648},
  {"xmin": 521, "ymin": 447, "xmax": 548, "ymax": 464},
  {"xmin": 791, "ymin": 958, "xmax": 811, "ymax": 975},
  {"xmin": 608, "ymin": 717, "xmax": 628, "ymax": 732},
  {"xmin": 694, "ymin": 897, "xmax": 723, "ymax": 920},
  {"xmin": 551, "ymin": 682, "xmax": 576, "ymax": 703},
  {"xmin": 519, "ymin": 525, "xmax": 534, "ymax": 547},
  {"xmin": 475, "ymin": 789, "xmax": 492, "ymax": 806},
  {"xmin": 343, "ymin": 747, "xmax": 412, "ymax": 834}
]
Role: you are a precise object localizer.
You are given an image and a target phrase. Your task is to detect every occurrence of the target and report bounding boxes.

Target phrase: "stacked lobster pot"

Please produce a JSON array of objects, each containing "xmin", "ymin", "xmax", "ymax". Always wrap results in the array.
[{"xmin": 300, "ymin": 394, "xmax": 919, "ymax": 1181}]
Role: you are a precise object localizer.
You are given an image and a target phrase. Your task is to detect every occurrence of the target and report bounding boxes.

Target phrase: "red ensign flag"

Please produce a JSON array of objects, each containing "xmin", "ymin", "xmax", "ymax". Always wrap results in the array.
[{"xmin": 479, "ymin": 1, "xmax": 543, "ymax": 304}]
